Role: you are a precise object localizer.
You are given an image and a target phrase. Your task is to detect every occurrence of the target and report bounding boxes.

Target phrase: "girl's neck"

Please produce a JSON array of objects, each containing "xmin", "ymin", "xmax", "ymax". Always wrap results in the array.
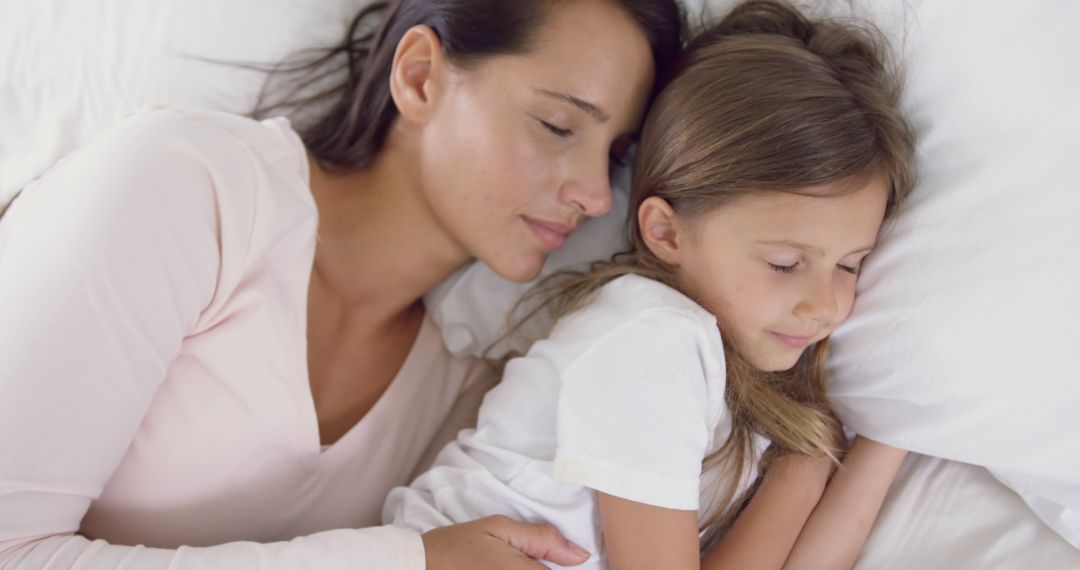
[{"xmin": 304, "ymin": 138, "xmax": 469, "ymax": 322}]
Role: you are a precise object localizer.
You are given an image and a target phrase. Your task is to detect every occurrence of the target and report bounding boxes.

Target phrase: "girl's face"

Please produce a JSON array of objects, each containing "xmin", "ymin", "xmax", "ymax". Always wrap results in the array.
[
  {"xmin": 418, "ymin": 0, "xmax": 655, "ymax": 282},
  {"xmin": 675, "ymin": 180, "xmax": 890, "ymax": 372}
]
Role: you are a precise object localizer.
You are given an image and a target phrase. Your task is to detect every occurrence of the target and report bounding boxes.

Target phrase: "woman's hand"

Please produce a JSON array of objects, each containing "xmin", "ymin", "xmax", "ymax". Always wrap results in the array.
[{"xmin": 422, "ymin": 515, "xmax": 591, "ymax": 569}]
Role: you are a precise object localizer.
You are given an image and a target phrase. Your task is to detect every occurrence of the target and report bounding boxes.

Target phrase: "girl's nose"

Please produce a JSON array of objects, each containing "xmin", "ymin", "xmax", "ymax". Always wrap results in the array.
[{"xmin": 794, "ymin": 276, "xmax": 840, "ymax": 324}]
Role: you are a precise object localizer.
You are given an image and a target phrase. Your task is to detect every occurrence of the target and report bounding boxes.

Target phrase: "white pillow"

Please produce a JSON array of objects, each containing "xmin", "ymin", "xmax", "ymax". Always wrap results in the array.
[
  {"xmin": 821, "ymin": 0, "xmax": 1080, "ymax": 547},
  {"xmin": 0, "ymin": 0, "xmax": 367, "ymax": 205}
]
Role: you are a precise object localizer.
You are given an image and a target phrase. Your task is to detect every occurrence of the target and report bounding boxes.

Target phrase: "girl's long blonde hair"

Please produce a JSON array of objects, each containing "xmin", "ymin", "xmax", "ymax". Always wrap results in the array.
[{"xmin": 505, "ymin": 0, "xmax": 915, "ymax": 542}]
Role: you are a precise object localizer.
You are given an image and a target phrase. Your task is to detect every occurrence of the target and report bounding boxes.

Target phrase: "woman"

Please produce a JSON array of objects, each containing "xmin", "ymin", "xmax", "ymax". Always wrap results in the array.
[{"xmin": 0, "ymin": 0, "xmax": 682, "ymax": 568}]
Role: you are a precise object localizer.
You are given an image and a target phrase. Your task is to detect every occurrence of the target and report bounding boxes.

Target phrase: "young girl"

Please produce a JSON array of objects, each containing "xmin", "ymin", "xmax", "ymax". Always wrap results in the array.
[{"xmin": 383, "ymin": 1, "xmax": 915, "ymax": 568}]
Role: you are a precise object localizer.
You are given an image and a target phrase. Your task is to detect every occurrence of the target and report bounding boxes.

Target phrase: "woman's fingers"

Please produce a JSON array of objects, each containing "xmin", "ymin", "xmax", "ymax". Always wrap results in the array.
[
  {"xmin": 481, "ymin": 515, "xmax": 591, "ymax": 566},
  {"xmin": 421, "ymin": 515, "xmax": 590, "ymax": 569}
]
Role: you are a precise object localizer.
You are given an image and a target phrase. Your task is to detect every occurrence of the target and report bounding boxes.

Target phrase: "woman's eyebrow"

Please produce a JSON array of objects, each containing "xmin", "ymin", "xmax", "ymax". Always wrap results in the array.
[{"xmin": 534, "ymin": 88, "xmax": 609, "ymax": 123}]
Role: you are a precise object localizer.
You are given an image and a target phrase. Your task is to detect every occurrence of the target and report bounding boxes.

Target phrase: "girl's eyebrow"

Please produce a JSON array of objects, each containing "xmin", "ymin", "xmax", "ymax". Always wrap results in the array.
[
  {"xmin": 534, "ymin": 88, "xmax": 609, "ymax": 123},
  {"xmin": 757, "ymin": 239, "xmax": 876, "ymax": 257}
]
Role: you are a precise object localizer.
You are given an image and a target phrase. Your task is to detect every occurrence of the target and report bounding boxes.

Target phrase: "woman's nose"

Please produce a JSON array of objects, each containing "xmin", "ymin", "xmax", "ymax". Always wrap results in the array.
[{"xmin": 559, "ymin": 158, "xmax": 613, "ymax": 218}]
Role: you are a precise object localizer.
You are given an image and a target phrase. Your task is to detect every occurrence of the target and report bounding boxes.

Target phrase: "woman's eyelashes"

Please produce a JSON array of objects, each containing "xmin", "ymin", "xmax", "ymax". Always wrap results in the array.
[
  {"xmin": 535, "ymin": 117, "xmax": 629, "ymax": 168},
  {"xmin": 532, "ymin": 111, "xmax": 633, "ymax": 168},
  {"xmin": 539, "ymin": 119, "xmax": 573, "ymax": 138}
]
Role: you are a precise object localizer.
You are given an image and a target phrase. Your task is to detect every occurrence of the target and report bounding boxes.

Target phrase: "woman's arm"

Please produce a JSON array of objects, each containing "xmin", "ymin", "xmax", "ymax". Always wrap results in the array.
[
  {"xmin": 0, "ymin": 109, "xmax": 591, "ymax": 570},
  {"xmin": 0, "ymin": 110, "xmax": 227, "ymax": 567},
  {"xmin": 598, "ymin": 493, "xmax": 701, "ymax": 570},
  {"xmin": 782, "ymin": 436, "xmax": 908, "ymax": 570},
  {"xmin": 701, "ymin": 453, "xmax": 833, "ymax": 570}
]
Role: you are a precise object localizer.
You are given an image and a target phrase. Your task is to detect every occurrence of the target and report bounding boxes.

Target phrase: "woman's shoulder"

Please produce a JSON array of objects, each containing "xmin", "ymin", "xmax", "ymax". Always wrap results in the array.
[
  {"xmin": 102, "ymin": 106, "xmax": 307, "ymax": 172},
  {"xmin": 79, "ymin": 105, "xmax": 315, "ymax": 229},
  {"xmin": 5, "ymin": 105, "xmax": 318, "ymax": 302}
]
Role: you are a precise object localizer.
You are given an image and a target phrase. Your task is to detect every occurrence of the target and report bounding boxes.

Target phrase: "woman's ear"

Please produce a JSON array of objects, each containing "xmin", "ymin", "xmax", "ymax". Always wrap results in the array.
[
  {"xmin": 389, "ymin": 25, "xmax": 446, "ymax": 124},
  {"xmin": 638, "ymin": 196, "xmax": 684, "ymax": 266}
]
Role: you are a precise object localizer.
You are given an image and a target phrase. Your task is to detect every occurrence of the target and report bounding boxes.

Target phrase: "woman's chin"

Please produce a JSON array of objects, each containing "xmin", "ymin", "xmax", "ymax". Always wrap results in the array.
[{"xmin": 482, "ymin": 251, "xmax": 547, "ymax": 284}]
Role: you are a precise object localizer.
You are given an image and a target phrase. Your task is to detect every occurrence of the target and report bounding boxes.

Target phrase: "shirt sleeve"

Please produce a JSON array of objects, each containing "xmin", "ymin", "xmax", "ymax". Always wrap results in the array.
[
  {"xmin": 551, "ymin": 309, "xmax": 720, "ymax": 511},
  {"xmin": 0, "ymin": 108, "xmax": 424, "ymax": 570}
]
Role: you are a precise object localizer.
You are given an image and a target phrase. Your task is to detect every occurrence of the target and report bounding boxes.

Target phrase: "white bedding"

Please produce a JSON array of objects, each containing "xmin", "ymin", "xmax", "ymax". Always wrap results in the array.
[
  {"xmin": 857, "ymin": 454, "xmax": 1080, "ymax": 568},
  {"xmin": 3, "ymin": 0, "xmax": 1078, "ymax": 566}
]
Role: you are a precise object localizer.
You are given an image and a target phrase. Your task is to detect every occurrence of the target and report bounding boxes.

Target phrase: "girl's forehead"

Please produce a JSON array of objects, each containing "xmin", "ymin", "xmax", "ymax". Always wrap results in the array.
[{"xmin": 702, "ymin": 182, "xmax": 890, "ymax": 245}]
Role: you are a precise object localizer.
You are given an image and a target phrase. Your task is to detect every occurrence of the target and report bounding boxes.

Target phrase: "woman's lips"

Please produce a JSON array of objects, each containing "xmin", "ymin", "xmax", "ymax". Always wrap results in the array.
[{"xmin": 523, "ymin": 216, "xmax": 575, "ymax": 249}]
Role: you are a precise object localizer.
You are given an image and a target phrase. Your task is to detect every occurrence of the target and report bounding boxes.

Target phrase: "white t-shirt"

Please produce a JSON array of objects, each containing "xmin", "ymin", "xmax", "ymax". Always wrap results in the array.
[
  {"xmin": 383, "ymin": 274, "xmax": 770, "ymax": 568},
  {"xmin": 0, "ymin": 107, "xmax": 491, "ymax": 569}
]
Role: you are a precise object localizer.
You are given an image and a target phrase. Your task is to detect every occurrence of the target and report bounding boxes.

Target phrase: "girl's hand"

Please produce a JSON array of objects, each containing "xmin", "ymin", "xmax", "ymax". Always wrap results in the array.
[
  {"xmin": 769, "ymin": 451, "xmax": 835, "ymax": 495},
  {"xmin": 702, "ymin": 452, "xmax": 832, "ymax": 570},
  {"xmin": 782, "ymin": 436, "xmax": 908, "ymax": 570},
  {"xmin": 422, "ymin": 515, "xmax": 591, "ymax": 569}
]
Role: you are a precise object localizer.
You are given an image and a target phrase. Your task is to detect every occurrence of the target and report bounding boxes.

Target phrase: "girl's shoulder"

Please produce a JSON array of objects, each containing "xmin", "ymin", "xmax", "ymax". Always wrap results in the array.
[
  {"xmin": 541, "ymin": 274, "xmax": 724, "ymax": 369},
  {"xmin": 588, "ymin": 273, "xmax": 716, "ymax": 329}
]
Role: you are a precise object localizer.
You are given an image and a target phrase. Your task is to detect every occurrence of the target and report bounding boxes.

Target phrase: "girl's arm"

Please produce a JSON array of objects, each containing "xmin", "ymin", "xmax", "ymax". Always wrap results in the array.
[
  {"xmin": 597, "ymin": 493, "xmax": 701, "ymax": 570},
  {"xmin": 782, "ymin": 436, "xmax": 908, "ymax": 570},
  {"xmin": 701, "ymin": 453, "xmax": 833, "ymax": 570}
]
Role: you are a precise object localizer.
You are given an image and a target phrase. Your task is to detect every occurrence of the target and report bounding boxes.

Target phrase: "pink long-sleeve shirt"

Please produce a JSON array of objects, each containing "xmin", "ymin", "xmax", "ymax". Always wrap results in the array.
[{"xmin": 0, "ymin": 107, "xmax": 487, "ymax": 569}]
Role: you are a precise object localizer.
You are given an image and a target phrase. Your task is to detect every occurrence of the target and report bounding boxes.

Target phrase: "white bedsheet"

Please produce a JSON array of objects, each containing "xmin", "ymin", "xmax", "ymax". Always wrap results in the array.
[{"xmin": 858, "ymin": 454, "xmax": 1080, "ymax": 569}]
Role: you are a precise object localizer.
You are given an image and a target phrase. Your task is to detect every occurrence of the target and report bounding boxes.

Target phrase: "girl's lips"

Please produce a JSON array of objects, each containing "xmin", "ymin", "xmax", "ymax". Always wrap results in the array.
[
  {"xmin": 523, "ymin": 216, "xmax": 575, "ymax": 249},
  {"xmin": 769, "ymin": 331, "xmax": 813, "ymax": 349}
]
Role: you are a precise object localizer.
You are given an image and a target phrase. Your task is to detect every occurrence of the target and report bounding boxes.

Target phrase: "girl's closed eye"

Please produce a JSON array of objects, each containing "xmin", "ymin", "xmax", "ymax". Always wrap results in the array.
[
  {"xmin": 839, "ymin": 254, "xmax": 871, "ymax": 275},
  {"xmin": 769, "ymin": 262, "xmax": 799, "ymax": 274},
  {"xmin": 773, "ymin": 262, "xmax": 861, "ymax": 274}
]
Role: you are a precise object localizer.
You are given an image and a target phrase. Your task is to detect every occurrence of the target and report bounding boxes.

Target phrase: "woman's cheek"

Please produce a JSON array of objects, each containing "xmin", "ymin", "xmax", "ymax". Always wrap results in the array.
[{"xmin": 505, "ymin": 139, "xmax": 555, "ymax": 204}]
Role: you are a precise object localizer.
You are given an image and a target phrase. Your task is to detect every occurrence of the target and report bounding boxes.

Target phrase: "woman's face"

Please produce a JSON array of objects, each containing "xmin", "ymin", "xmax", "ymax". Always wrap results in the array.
[
  {"xmin": 418, "ymin": 0, "xmax": 656, "ymax": 282},
  {"xmin": 674, "ymin": 180, "xmax": 890, "ymax": 372}
]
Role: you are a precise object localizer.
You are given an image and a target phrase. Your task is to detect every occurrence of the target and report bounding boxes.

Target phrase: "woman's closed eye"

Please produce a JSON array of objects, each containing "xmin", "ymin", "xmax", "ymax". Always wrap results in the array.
[
  {"xmin": 539, "ymin": 119, "xmax": 573, "ymax": 138},
  {"xmin": 838, "ymin": 264, "xmax": 859, "ymax": 275}
]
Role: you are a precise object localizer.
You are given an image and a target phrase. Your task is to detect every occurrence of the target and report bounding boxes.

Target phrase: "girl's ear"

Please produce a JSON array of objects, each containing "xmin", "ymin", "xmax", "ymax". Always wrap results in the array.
[
  {"xmin": 638, "ymin": 196, "xmax": 684, "ymax": 266},
  {"xmin": 389, "ymin": 25, "xmax": 446, "ymax": 124}
]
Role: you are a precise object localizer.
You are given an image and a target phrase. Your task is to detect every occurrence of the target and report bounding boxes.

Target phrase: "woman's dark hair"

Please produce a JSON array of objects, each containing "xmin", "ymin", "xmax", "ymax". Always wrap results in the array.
[{"xmin": 255, "ymin": 0, "xmax": 684, "ymax": 172}]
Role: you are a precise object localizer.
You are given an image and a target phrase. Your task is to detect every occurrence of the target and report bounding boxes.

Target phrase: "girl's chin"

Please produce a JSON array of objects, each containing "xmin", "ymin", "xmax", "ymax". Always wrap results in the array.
[{"xmin": 745, "ymin": 351, "xmax": 804, "ymax": 373}]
